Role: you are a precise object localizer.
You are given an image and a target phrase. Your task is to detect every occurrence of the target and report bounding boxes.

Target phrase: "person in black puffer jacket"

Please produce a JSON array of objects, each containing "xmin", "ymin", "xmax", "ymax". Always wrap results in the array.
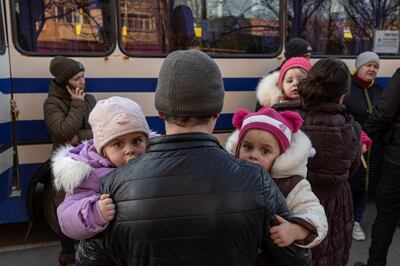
[{"xmin": 77, "ymin": 49, "xmax": 311, "ymax": 266}]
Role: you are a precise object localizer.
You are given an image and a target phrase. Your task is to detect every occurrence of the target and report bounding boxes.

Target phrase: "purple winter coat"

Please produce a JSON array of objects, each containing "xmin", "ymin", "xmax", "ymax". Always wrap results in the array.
[{"xmin": 52, "ymin": 139, "xmax": 115, "ymax": 240}]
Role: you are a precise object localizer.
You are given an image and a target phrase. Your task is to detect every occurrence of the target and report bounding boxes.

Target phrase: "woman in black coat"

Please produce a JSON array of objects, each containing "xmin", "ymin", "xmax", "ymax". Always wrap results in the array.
[{"xmin": 344, "ymin": 51, "xmax": 384, "ymax": 241}]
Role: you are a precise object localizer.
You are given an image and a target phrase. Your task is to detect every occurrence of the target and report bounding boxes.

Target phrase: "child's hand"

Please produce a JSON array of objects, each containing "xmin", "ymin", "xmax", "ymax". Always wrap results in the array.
[
  {"xmin": 269, "ymin": 215, "xmax": 309, "ymax": 247},
  {"xmin": 99, "ymin": 194, "xmax": 115, "ymax": 222},
  {"xmin": 362, "ymin": 143, "xmax": 368, "ymax": 154}
]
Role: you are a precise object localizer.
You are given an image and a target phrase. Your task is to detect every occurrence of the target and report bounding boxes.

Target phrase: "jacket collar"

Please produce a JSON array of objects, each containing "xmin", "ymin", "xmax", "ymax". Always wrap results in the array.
[
  {"xmin": 352, "ymin": 73, "xmax": 374, "ymax": 89},
  {"xmin": 49, "ymin": 79, "xmax": 70, "ymax": 100},
  {"xmin": 271, "ymin": 130, "xmax": 313, "ymax": 179},
  {"xmin": 273, "ymin": 99, "xmax": 301, "ymax": 112},
  {"xmin": 306, "ymin": 102, "xmax": 347, "ymax": 114},
  {"xmin": 148, "ymin": 132, "xmax": 222, "ymax": 152}
]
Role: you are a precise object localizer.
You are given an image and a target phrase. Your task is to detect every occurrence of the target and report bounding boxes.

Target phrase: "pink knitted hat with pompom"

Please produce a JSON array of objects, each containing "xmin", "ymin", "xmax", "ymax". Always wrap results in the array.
[
  {"xmin": 278, "ymin": 57, "xmax": 312, "ymax": 90},
  {"xmin": 232, "ymin": 106, "xmax": 303, "ymax": 156}
]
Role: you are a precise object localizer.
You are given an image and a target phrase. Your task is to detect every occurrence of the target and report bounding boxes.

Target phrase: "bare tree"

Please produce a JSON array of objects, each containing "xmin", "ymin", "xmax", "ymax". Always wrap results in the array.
[
  {"xmin": 288, "ymin": 0, "xmax": 330, "ymax": 38},
  {"xmin": 341, "ymin": 0, "xmax": 400, "ymax": 38}
]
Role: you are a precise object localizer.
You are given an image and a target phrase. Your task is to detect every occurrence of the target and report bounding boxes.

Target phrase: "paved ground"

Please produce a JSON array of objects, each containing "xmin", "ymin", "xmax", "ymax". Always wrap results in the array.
[
  {"xmin": 348, "ymin": 199, "xmax": 400, "ymax": 266},
  {"xmin": 0, "ymin": 200, "xmax": 398, "ymax": 266}
]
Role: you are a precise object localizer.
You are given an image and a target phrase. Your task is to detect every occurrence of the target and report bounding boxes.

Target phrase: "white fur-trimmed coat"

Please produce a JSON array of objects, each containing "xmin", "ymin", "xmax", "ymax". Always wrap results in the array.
[
  {"xmin": 225, "ymin": 130, "xmax": 328, "ymax": 248},
  {"xmin": 256, "ymin": 70, "xmax": 282, "ymax": 107}
]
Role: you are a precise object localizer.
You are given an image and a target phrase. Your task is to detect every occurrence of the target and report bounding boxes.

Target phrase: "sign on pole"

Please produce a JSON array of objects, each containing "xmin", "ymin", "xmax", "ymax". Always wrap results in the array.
[{"xmin": 373, "ymin": 30, "xmax": 399, "ymax": 54}]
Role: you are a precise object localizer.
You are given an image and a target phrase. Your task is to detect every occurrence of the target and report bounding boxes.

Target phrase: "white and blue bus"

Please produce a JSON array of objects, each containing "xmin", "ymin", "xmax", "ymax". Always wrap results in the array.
[{"xmin": 0, "ymin": 0, "xmax": 399, "ymax": 230}]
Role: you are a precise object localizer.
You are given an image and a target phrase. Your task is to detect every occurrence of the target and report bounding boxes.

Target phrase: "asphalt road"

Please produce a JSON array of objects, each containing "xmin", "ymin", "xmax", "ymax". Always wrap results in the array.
[{"xmin": 0, "ymin": 200, "xmax": 399, "ymax": 266}]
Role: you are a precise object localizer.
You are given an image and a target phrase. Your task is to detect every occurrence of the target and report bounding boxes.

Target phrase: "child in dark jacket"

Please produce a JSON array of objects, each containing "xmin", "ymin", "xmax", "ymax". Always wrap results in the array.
[{"xmin": 297, "ymin": 58, "xmax": 362, "ymax": 266}]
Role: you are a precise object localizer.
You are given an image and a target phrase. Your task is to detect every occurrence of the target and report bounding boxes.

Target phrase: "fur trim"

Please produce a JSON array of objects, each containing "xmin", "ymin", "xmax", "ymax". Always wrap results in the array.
[
  {"xmin": 225, "ymin": 130, "xmax": 239, "ymax": 155},
  {"xmin": 256, "ymin": 71, "xmax": 282, "ymax": 106},
  {"xmin": 52, "ymin": 145, "xmax": 92, "ymax": 194},
  {"xmin": 271, "ymin": 130, "xmax": 312, "ymax": 179}
]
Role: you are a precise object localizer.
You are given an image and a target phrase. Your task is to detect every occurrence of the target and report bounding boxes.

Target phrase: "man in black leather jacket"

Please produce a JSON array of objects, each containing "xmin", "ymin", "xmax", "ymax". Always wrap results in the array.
[{"xmin": 79, "ymin": 49, "xmax": 310, "ymax": 266}]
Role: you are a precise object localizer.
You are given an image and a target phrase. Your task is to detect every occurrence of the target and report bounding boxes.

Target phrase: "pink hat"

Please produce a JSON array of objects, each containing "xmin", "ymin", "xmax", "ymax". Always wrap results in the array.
[
  {"xmin": 232, "ymin": 107, "xmax": 303, "ymax": 155},
  {"xmin": 89, "ymin": 96, "xmax": 150, "ymax": 153},
  {"xmin": 278, "ymin": 57, "xmax": 312, "ymax": 90}
]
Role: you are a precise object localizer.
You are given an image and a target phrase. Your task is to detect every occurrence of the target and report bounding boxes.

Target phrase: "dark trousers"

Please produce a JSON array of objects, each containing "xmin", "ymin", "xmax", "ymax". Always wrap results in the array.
[
  {"xmin": 352, "ymin": 189, "xmax": 368, "ymax": 223},
  {"xmin": 367, "ymin": 158, "xmax": 400, "ymax": 266},
  {"xmin": 60, "ymin": 233, "xmax": 76, "ymax": 253}
]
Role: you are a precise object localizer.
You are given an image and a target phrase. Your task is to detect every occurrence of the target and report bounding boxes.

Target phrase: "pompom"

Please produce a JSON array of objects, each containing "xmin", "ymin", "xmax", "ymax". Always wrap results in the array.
[
  {"xmin": 309, "ymin": 147, "xmax": 316, "ymax": 158},
  {"xmin": 280, "ymin": 111, "xmax": 303, "ymax": 132},
  {"xmin": 232, "ymin": 108, "xmax": 250, "ymax": 129}
]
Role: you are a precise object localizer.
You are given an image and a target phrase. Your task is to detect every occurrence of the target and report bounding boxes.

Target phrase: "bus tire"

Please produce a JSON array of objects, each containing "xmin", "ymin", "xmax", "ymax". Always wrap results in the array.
[
  {"xmin": 42, "ymin": 177, "xmax": 64, "ymax": 236},
  {"xmin": 26, "ymin": 159, "xmax": 52, "ymax": 223}
]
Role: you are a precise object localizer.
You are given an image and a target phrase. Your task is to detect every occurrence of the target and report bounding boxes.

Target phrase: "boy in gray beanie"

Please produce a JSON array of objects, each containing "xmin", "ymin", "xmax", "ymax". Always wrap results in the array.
[
  {"xmin": 155, "ymin": 49, "xmax": 224, "ymax": 118},
  {"xmin": 93, "ymin": 49, "xmax": 310, "ymax": 266}
]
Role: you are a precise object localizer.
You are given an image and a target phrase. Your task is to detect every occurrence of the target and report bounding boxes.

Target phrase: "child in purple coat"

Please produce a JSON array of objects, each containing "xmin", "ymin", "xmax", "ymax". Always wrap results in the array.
[{"xmin": 53, "ymin": 96, "xmax": 157, "ymax": 240}]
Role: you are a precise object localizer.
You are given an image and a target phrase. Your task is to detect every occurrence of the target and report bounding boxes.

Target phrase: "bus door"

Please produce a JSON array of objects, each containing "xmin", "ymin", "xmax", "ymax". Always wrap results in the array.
[{"xmin": 0, "ymin": 0, "xmax": 23, "ymax": 223}]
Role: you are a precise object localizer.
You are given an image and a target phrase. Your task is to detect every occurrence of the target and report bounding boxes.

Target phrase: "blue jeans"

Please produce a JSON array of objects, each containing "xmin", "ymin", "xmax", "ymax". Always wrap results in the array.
[{"xmin": 351, "ymin": 189, "xmax": 368, "ymax": 223}]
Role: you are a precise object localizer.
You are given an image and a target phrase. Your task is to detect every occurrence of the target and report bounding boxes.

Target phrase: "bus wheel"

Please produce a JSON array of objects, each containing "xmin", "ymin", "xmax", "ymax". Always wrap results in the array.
[{"xmin": 42, "ymin": 177, "xmax": 64, "ymax": 236}]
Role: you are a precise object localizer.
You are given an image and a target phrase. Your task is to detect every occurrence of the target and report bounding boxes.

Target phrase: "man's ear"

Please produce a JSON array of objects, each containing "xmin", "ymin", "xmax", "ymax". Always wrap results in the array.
[{"xmin": 158, "ymin": 111, "xmax": 166, "ymax": 119}]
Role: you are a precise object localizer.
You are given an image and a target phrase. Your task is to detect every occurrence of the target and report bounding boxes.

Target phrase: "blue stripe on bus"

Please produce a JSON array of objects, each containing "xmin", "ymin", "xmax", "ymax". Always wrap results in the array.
[
  {"xmin": 0, "ymin": 167, "xmax": 12, "ymax": 203},
  {"xmin": 0, "ymin": 78, "xmax": 11, "ymax": 94},
  {"xmin": 375, "ymin": 77, "xmax": 390, "ymax": 89},
  {"xmin": 0, "ymin": 196, "xmax": 29, "ymax": 223},
  {"xmin": 0, "ymin": 163, "xmax": 40, "ymax": 224},
  {"xmin": 12, "ymin": 77, "xmax": 260, "ymax": 93},
  {"xmin": 0, "ymin": 122, "xmax": 13, "ymax": 147},
  {"xmin": 15, "ymin": 114, "xmax": 235, "ymax": 142},
  {"xmin": 11, "ymin": 76, "xmax": 393, "ymax": 93}
]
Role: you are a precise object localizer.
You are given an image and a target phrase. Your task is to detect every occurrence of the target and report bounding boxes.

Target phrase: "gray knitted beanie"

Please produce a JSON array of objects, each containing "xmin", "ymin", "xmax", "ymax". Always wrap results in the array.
[
  {"xmin": 355, "ymin": 51, "xmax": 380, "ymax": 71},
  {"xmin": 155, "ymin": 49, "xmax": 225, "ymax": 117},
  {"xmin": 50, "ymin": 56, "xmax": 85, "ymax": 86}
]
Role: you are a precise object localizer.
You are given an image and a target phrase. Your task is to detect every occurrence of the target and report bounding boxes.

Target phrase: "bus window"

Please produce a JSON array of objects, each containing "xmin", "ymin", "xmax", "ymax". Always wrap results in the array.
[
  {"xmin": 11, "ymin": 0, "xmax": 115, "ymax": 55},
  {"xmin": 119, "ymin": 0, "xmax": 281, "ymax": 56},
  {"xmin": 287, "ymin": 0, "xmax": 400, "ymax": 56},
  {"xmin": 119, "ymin": 0, "xmax": 169, "ymax": 55},
  {"xmin": 0, "ymin": 0, "xmax": 5, "ymax": 55}
]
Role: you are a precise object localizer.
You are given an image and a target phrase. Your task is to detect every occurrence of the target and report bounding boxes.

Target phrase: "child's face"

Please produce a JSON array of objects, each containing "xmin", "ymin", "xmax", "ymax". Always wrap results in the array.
[
  {"xmin": 68, "ymin": 71, "xmax": 85, "ymax": 90},
  {"xmin": 103, "ymin": 132, "xmax": 147, "ymax": 167},
  {"xmin": 238, "ymin": 129, "xmax": 281, "ymax": 172},
  {"xmin": 282, "ymin": 68, "xmax": 307, "ymax": 99}
]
